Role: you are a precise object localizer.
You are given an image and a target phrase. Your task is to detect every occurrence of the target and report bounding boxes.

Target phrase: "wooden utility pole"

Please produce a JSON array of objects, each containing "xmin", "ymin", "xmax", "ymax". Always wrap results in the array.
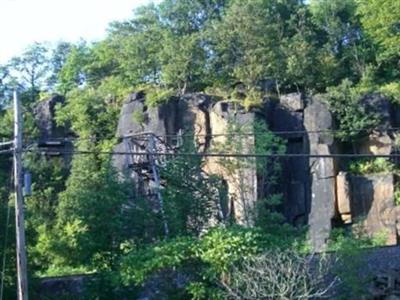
[{"xmin": 13, "ymin": 91, "xmax": 28, "ymax": 300}]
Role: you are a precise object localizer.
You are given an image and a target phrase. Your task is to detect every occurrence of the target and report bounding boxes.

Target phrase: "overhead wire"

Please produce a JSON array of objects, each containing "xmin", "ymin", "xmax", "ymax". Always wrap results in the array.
[
  {"xmin": 31, "ymin": 126, "xmax": 400, "ymax": 142},
  {"xmin": 23, "ymin": 125, "xmax": 400, "ymax": 159},
  {"xmin": 24, "ymin": 148, "xmax": 400, "ymax": 159},
  {"xmin": 0, "ymin": 142, "xmax": 13, "ymax": 148}
]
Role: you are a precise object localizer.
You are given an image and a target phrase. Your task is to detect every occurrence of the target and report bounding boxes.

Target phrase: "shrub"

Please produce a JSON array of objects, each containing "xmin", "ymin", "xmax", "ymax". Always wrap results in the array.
[
  {"xmin": 132, "ymin": 110, "xmax": 145, "ymax": 125},
  {"xmin": 348, "ymin": 158, "xmax": 394, "ymax": 174},
  {"xmin": 325, "ymin": 79, "xmax": 381, "ymax": 141},
  {"xmin": 118, "ymin": 225, "xmax": 304, "ymax": 299},
  {"xmin": 220, "ymin": 250, "xmax": 337, "ymax": 300}
]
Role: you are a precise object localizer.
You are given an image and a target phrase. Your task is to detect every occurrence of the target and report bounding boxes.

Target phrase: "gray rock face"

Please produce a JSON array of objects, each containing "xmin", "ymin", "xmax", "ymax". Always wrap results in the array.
[
  {"xmin": 357, "ymin": 93, "xmax": 394, "ymax": 155},
  {"xmin": 33, "ymin": 95, "xmax": 68, "ymax": 140},
  {"xmin": 116, "ymin": 92, "xmax": 179, "ymax": 138},
  {"xmin": 205, "ymin": 101, "xmax": 258, "ymax": 225},
  {"xmin": 336, "ymin": 172, "xmax": 352, "ymax": 224},
  {"xmin": 39, "ymin": 275, "xmax": 87, "ymax": 299},
  {"xmin": 360, "ymin": 93, "xmax": 391, "ymax": 129},
  {"xmin": 113, "ymin": 91, "xmax": 398, "ymax": 250},
  {"xmin": 265, "ymin": 97, "xmax": 309, "ymax": 226},
  {"xmin": 279, "ymin": 93, "xmax": 304, "ymax": 112},
  {"xmin": 33, "ymin": 95, "xmax": 73, "ymax": 160},
  {"xmin": 114, "ymin": 93, "xmax": 261, "ymax": 225},
  {"xmin": 350, "ymin": 174, "xmax": 397, "ymax": 245},
  {"xmin": 304, "ymin": 98, "xmax": 336, "ymax": 252}
]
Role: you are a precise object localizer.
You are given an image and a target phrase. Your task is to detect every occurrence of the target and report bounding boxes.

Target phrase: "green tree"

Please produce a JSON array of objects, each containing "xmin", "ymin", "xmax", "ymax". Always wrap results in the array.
[
  {"xmin": 36, "ymin": 151, "xmax": 130, "ymax": 270},
  {"xmin": 57, "ymin": 41, "xmax": 91, "ymax": 94},
  {"xmin": 0, "ymin": 65, "xmax": 12, "ymax": 109},
  {"xmin": 357, "ymin": 0, "xmax": 400, "ymax": 64},
  {"xmin": 325, "ymin": 79, "xmax": 382, "ymax": 142},
  {"xmin": 161, "ymin": 137, "xmax": 226, "ymax": 236},
  {"xmin": 310, "ymin": 0, "xmax": 371, "ymax": 84},
  {"xmin": 47, "ymin": 41, "xmax": 73, "ymax": 89},
  {"xmin": 9, "ymin": 42, "xmax": 50, "ymax": 102},
  {"xmin": 107, "ymin": 4, "xmax": 163, "ymax": 86},
  {"xmin": 208, "ymin": 0, "xmax": 312, "ymax": 92}
]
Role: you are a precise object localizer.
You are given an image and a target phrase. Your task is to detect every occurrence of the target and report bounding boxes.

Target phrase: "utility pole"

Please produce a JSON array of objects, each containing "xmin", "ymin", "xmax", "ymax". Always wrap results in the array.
[{"xmin": 13, "ymin": 91, "xmax": 28, "ymax": 300}]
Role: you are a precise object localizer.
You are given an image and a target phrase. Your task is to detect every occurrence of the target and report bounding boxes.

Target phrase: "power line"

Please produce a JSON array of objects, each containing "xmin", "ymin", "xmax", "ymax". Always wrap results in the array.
[
  {"xmin": 0, "ymin": 142, "xmax": 13, "ymax": 148},
  {"xmin": 26, "ymin": 127, "xmax": 400, "ymax": 143},
  {"xmin": 25, "ymin": 148, "xmax": 400, "ymax": 159},
  {"xmin": 0, "ymin": 150, "xmax": 12, "ymax": 155}
]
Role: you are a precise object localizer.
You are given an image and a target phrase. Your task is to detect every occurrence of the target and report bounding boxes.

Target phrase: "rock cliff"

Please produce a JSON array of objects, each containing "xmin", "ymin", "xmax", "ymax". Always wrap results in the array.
[{"xmin": 34, "ymin": 91, "xmax": 400, "ymax": 251}]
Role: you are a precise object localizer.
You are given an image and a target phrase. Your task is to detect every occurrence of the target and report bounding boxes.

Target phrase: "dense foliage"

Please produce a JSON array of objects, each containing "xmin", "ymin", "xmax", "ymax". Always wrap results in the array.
[{"xmin": 0, "ymin": 0, "xmax": 398, "ymax": 298}]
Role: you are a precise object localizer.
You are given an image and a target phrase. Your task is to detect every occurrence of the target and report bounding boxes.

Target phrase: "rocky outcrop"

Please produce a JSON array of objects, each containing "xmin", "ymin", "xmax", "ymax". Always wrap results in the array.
[
  {"xmin": 34, "ymin": 95, "xmax": 69, "ymax": 140},
  {"xmin": 350, "ymin": 174, "xmax": 397, "ymax": 245},
  {"xmin": 266, "ymin": 93, "xmax": 309, "ymax": 226},
  {"xmin": 358, "ymin": 93, "xmax": 394, "ymax": 155},
  {"xmin": 116, "ymin": 91, "xmax": 180, "ymax": 138},
  {"xmin": 336, "ymin": 172, "xmax": 352, "ymax": 224},
  {"xmin": 33, "ymin": 95, "xmax": 73, "ymax": 158},
  {"xmin": 38, "ymin": 275, "xmax": 88, "ymax": 300},
  {"xmin": 113, "ymin": 90, "xmax": 400, "ymax": 250},
  {"xmin": 279, "ymin": 93, "xmax": 305, "ymax": 112},
  {"xmin": 204, "ymin": 101, "xmax": 257, "ymax": 226},
  {"xmin": 304, "ymin": 98, "xmax": 337, "ymax": 251},
  {"xmin": 114, "ymin": 93, "xmax": 259, "ymax": 225}
]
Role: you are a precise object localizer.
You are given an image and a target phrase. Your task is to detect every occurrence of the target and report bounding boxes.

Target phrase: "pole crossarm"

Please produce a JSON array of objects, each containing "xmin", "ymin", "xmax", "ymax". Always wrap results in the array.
[{"xmin": 0, "ymin": 141, "xmax": 13, "ymax": 148}]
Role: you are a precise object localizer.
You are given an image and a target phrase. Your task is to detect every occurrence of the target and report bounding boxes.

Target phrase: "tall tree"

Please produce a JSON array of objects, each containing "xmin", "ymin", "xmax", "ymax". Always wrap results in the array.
[
  {"xmin": 310, "ymin": 0, "xmax": 371, "ymax": 84},
  {"xmin": 10, "ymin": 42, "xmax": 50, "ymax": 101},
  {"xmin": 208, "ymin": 0, "xmax": 305, "ymax": 91},
  {"xmin": 47, "ymin": 41, "xmax": 73, "ymax": 89},
  {"xmin": 357, "ymin": 0, "xmax": 400, "ymax": 81}
]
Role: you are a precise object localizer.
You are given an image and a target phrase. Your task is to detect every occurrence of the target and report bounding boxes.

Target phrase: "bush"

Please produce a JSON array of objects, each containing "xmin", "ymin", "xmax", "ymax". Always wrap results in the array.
[
  {"xmin": 327, "ymin": 228, "xmax": 387, "ymax": 299},
  {"xmin": 132, "ymin": 110, "xmax": 145, "ymax": 125},
  {"xmin": 348, "ymin": 158, "xmax": 394, "ymax": 174},
  {"xmin": 118, "ymin": 225, "xmax": 304, "ymax": 299},
  {"xmin": 220, "ymin": 250, "xmax": 337, "ymax": 300},
  {"xmin": 325, "ymin": 79, "xmax": 381, "ymax": 141}
]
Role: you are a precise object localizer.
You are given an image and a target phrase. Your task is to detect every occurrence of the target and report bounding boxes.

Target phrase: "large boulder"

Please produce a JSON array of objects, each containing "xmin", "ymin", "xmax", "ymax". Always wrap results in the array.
[{"xmin": 359, "ymin": 131, "xmax": 393, "ymax": 155}]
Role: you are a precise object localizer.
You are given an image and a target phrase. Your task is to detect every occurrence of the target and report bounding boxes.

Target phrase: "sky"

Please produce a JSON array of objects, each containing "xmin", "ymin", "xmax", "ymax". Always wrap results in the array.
[{"xmin": 0, "ymin": 0, "xmax": 154, "ymax": 63}]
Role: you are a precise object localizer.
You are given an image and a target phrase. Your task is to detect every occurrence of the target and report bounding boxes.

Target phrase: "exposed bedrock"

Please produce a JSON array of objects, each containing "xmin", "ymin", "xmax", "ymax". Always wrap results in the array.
[
  {"xmin": 33, "ymin": 95, "xmax": 73, "ymax": 160},
  {"xmin": 112, "ymin": 91, "xmax": 400, "ymax": 250},
  {"xmin": 204, "ymin": 101, "xmax": 258, "ymax": 226},
  {"xmin": 350, "ymin": 174, "xmax": 398, "ymax": 245},
  {"xmin": 337, "ymin": 172, "xmax": 399, "ymax": 246},
  {"xmin": 265, "ymin": 93, "xmax": 309, "ymax": 226},
  {"xmin": 34, "ymin": 95, "xmax": 69, "ymax": 140},
  {"xmin": 304, "ymin": 97, "xmax": 337, "ymax": 251},
  {"xmin": 358, "ymin": 93, "xmax": 394, "ymax": 155}
]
